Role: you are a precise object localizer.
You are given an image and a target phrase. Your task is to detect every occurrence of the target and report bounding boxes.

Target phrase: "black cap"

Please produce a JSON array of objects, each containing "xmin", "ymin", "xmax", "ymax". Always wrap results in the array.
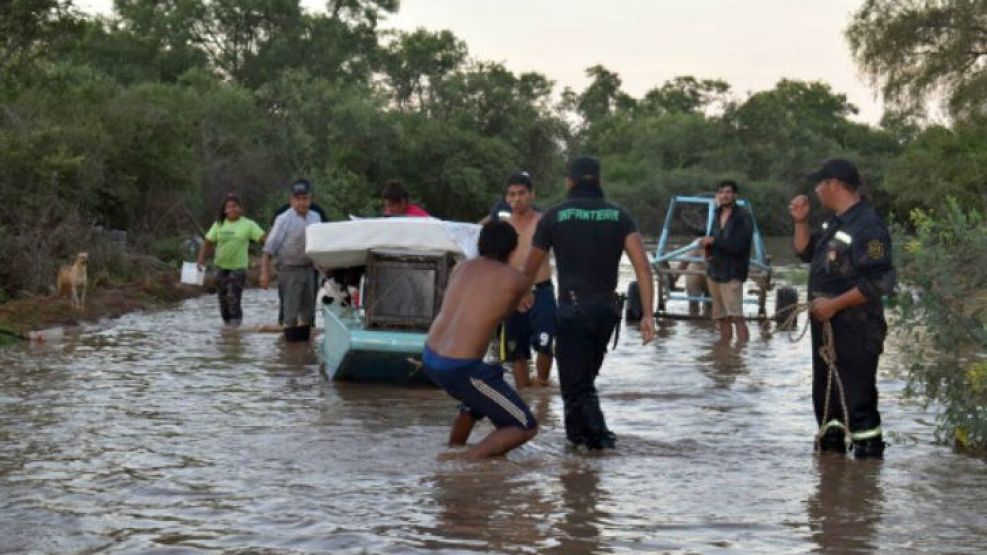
[
  {"xmin": 506, "ymin": 171, "xmax": 533, "ymax": 189},
  {"xmin": 567, "ymin": 155, "xmax": 600, "ymax": 186},
  {"xmin": 806, "ymin": 159, "xmax": 861, "ymax": 189},
  {"xmin": 291, "ymin": 179, "xmax": 312, "ymax": 195}
]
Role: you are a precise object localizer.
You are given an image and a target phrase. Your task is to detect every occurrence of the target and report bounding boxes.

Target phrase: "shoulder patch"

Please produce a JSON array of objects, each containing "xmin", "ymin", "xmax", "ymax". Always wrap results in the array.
[{"xmin": 867, "ymin": 239, "xmax": 885, "ymax": 260}]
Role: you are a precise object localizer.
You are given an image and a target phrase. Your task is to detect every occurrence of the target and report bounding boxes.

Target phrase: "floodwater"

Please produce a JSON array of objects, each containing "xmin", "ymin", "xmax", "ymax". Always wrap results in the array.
[{"xmin": 1, "ymin": 260, "xmax": 986, "ymax": 554}]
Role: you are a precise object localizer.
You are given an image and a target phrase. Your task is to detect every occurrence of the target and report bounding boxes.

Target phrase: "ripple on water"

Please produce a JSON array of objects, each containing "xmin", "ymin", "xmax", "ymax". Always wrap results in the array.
[{"xmin": 1, "ymin": 280, "xmax": 986, "ymax": 553}]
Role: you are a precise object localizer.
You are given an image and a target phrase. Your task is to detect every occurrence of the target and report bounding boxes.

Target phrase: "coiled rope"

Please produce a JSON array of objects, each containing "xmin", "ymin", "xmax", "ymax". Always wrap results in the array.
[{"xmin": 777, "ymin": 302, "xmax": 853, "ymax": 452}]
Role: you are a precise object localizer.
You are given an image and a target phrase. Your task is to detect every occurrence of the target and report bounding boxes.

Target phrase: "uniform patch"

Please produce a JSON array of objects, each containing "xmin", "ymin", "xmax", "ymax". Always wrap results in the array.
[{"xmin": 867, "ymin": 239, "xmax": 885, "ymax": 260}]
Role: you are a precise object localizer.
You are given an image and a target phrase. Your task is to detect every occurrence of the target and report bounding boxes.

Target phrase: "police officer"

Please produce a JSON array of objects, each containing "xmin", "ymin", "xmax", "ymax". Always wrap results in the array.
[
  {"xmin": 790, "ymin": 159, "xmax": 896, "ymax": 458},
  {"xmin": 523, "ymin": 156, "xmax": 655, "ymax": 450}
]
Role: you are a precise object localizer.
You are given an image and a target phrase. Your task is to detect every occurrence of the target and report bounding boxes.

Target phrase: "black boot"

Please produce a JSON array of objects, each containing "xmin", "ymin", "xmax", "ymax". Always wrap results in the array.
[
  {"xmin": 815, "ymin": 428, "xmax": 847, "ymax": 453},
  {"xmin": 852, "ymin": 437, "xmax": 886, "ymax": 459},
  {"xmin": 585, "ymin": 430, "xmax": 617, "ymax": 450}
]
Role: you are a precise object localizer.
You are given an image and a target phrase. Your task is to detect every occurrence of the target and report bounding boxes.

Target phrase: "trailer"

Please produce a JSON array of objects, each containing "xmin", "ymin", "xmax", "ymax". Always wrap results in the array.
[{"xmin": 625, "ymin": 194, "xmax": 797, "ymax": 325}]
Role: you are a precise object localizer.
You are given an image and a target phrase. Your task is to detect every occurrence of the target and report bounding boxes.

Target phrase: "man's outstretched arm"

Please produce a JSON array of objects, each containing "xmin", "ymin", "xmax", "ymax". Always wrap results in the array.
[{"xmin": 624, "ymin": 232, "xmax": 655, "ymax": 345}]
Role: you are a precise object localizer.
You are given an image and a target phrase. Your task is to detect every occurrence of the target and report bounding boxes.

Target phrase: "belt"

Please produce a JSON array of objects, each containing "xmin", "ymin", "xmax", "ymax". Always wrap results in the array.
[{"xmin": 560, "ymin": 289, "xmax": 618, "ymax": 305}]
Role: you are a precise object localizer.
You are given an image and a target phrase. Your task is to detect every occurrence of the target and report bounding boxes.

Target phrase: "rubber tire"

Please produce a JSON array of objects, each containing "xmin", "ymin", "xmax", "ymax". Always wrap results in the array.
[
  {"xmin": 625, "ymin": 281, "xmax": 643, "ymax": 321},
  {"xmin": 774, "ymin": 286, "xmax": 798, "ymax": 329}
]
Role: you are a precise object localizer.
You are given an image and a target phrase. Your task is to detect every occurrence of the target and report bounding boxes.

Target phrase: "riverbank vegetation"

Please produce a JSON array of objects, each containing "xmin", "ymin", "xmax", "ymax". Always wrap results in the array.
[
  {"xmin": 895, "ymin": 203, "xmax": 987, "ymax": 450},
  {"xmin": 1, "ymin": 1, "xmax": 984, "ymax": 449}
]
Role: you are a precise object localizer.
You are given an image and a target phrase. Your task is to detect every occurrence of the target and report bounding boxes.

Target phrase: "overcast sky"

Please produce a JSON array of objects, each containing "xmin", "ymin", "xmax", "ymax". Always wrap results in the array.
[{"xmin": 75, "ymin": 0, "xmax": 884, "ymax": 124}]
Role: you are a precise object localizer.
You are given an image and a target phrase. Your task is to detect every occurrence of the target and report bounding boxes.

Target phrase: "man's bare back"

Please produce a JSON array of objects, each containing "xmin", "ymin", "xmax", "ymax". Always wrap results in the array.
[{"xmin": 427, "ymin": 257, "xmax": 527, "ymax": 359}]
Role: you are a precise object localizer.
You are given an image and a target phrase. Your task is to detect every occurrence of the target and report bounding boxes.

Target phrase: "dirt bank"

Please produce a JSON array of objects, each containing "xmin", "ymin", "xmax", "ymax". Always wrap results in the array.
[{"xmin": 0, "ymin": 272, "xmax": 205, "ymax": 341}]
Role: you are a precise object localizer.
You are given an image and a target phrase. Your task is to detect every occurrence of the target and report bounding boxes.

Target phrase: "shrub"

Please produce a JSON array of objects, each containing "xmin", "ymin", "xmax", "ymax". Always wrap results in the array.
[{"xmin": 895, "ymin": 199, "xmax": 987, "ymax": 452}]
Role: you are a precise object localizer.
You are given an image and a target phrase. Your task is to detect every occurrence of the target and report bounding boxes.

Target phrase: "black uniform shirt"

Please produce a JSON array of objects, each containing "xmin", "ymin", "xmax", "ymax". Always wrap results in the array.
[
  {"xmin": 708, "ymin": 205, "xmax": 753, "ymax": 283},
  {"xmin": 532, "ymin": 185, "xmax": 637, "ymax": 294},
  {"xmin": 798, "ymin": 200, "xmax": 896, "ymax": 306}
]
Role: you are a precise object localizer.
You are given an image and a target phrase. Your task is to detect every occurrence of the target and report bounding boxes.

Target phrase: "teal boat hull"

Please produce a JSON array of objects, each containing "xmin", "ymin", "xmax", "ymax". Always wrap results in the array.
[{"xmin": 320, "ymin": 305, "xmax": 433, "ymax": 385}]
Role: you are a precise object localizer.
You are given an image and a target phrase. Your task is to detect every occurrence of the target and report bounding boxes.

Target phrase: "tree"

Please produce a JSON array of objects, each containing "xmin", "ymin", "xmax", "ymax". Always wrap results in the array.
[
  {"xmin": 576, "ymin": 65, "xmax": 635, "ymax": 125},
  {"xmin": 637, "ymin": 76, "xmax": 730, "ymax": 116},
  {"xmin": 723, "ymin": 79, "xmax": 862, "ymax": 182},
  {"xmin": 0, "ymin": 0, "xmax": 81, "ymax": 75},
  {"xmin": 847, "ymin": 0, "xmax": 987, "ymax": 118},
  {"xmin": 881, "ymin": 116, "xmax": 987, "ymax": 215},
  {"xmin": 381, "ymin": 29, "xmax": 467, "ymax": 112}
]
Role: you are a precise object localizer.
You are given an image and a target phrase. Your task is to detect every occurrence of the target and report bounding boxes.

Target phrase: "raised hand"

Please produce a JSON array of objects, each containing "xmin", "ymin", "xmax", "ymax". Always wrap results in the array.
[{"xmin": 789, "ymin": 195, "xmax": 810, "ymax": 223}]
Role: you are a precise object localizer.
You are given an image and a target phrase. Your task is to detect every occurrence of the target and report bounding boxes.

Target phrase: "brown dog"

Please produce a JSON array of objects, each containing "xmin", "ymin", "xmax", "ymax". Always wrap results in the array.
[{"xmin": 57, "ymin": 252, "xmax": 88, "ymax": 311}]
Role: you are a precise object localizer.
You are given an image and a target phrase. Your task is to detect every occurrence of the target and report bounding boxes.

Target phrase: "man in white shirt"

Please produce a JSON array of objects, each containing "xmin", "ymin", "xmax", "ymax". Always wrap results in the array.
[{"xmin": 261, "ymin": 179, "xmax": 323, "ymax": 341}]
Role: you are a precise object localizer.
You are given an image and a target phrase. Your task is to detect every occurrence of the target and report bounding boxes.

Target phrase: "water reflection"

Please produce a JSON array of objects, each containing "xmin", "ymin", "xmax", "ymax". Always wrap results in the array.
[
  {"xmin": 2, "ymin": 277, "xmax": 987, "ymax": 553},
  {"xmin": 427, "ymin": 463, "xmax": 552, "ymax": 552},
  {"xmin": 806, "ymin": 456, "xmax": 884, "ymax": 553},
  {"xmin": 271, "ymin": 335, "xmax": 320, "ymax": 373},
  {"xmin": 696, "ymin": 341, "xmax": 750, "ymax": 389},
  {"xmin": 547, "ymin": 459, "xmax": 607, "ymax": 555}
]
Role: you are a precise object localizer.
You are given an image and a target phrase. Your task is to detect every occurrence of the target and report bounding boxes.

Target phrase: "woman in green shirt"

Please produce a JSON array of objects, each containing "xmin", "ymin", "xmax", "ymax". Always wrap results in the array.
[{"xmin": 197, "ymin": 194, "xmax": 266, "ymax": 326}]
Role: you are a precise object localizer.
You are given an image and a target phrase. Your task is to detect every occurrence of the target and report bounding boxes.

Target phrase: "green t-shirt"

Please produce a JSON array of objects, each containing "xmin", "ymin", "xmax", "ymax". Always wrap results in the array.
[{"xmin": 205, "ymin": 217, "xmax": 265, "ymax": 270}]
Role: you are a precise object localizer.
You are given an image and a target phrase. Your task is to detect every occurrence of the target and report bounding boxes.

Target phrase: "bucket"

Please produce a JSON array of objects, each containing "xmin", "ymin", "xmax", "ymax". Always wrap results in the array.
[{"xmin": 180, "ymin": 262, "xmax": 205, "ymax": 286}]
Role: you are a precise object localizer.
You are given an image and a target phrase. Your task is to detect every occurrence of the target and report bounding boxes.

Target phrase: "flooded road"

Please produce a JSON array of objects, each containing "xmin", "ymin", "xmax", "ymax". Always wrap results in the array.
[{"xmin": 1, "ymin": 264, "xmax": 986, "ymax": 553}]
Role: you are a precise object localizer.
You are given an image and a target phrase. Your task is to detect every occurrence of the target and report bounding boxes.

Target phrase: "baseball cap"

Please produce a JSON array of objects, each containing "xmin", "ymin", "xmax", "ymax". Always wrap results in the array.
[
  {"xmin": 505, "ymin": 171, "xmax": 533, "ymax": 189},
  {"xmin": 291, "ymin": 179, "xmax": 312, "ymax": 195},
  {"xmin": 567, "ymin": 155, "xmax": 600, "ymax": 186},
  {"xmin": 806, "ymin": 159, "xmax": 861, "ymax": 189}
]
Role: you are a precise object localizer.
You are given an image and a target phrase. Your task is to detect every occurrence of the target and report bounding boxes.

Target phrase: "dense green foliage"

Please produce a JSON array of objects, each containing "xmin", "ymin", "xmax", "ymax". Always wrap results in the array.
[
  {"xmin": 847, "ymin": 0, "xmax": 987, "ymax": 119},
  {"xmin": 895, "ymin": 202, "xmax": 987, "ymax": 449},
  {"xmin": 4, "ymin": 2, "xmax": 975, "ymax": 285}
]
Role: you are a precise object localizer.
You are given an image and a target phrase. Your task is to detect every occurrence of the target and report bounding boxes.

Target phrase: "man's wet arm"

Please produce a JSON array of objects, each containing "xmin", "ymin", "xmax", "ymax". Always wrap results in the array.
[{"xmin": 521, "ymin": 247, "xmax": 548, "ymax": 288}]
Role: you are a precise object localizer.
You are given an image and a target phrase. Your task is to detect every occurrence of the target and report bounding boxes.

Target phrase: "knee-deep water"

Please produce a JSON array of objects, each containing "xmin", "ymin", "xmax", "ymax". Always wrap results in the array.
[{"xmin": 1, "ymin": 259, "xmax": 985, "ymax": 554}]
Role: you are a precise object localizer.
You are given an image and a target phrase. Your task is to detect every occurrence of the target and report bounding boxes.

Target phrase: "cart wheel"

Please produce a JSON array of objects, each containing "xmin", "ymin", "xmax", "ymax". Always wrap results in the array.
[
  {"xmin": 625, "ymin": 281, "xmax": 643, "ymax": 321},
  {"xmin": 774, "ymin": 286, "xmax": 798, "ymax": 330}
]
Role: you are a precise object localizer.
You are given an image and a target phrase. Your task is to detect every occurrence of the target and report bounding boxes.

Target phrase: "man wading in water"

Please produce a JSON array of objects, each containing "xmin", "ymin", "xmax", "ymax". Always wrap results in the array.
[
  {"xmin": 523, "ymin": 156, "xmax": 655, "ymax": 450},
  {"xmin": 501, "ymin": 171, "xmax": 557, "ymax": 389},
  {"xmin": 698, "ymin": 180, "xmax": 753, "ymax": 343},
  {"xmin": 423, "ymin": 221, "xmax": 538, "ymax": 460},
  {"xmin": 792, "ymin": 159, "xmax": 895, "ymax": 458}
]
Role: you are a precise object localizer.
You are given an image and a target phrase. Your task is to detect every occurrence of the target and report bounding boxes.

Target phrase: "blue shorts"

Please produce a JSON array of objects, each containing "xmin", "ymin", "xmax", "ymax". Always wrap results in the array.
[
  {"xmin": 423, "ymin": 345, "xmax": 537, "ymax": 430},
  {"xmin": 503, "ymin": 281, "xmax": 557, "ymax": 361}
]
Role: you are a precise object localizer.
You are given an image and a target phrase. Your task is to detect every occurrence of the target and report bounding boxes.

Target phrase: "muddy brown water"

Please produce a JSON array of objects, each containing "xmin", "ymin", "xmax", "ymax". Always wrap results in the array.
[{"xmin": 1, "ymin": 255, "xmax": 985, "ymax": 553}]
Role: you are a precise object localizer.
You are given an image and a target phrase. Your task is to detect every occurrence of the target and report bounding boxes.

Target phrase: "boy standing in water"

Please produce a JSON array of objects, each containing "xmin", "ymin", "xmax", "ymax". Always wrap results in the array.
[
  {"xmin": 501, "ymin": 172, "xmax": 556, "ymax": 388},
  {"xmin": 424, "ymin": 221, "xmax": 538, "ymax": 460}
]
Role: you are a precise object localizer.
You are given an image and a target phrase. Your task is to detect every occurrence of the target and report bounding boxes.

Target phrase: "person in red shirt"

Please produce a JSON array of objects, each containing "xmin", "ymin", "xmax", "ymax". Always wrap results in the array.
[{"xmin": 381, "ymin": 180, "xmax": 431, "ymax": 217}]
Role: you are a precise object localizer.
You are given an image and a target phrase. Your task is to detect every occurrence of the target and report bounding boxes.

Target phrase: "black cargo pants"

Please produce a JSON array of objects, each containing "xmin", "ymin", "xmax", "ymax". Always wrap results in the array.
[
  {"xmin": 555, "ymin": 294, "xmax": 621, "ymax": 447},
  {"xmin": 810, "ymin": 305, "xmax": 886, "ymax": 442}
]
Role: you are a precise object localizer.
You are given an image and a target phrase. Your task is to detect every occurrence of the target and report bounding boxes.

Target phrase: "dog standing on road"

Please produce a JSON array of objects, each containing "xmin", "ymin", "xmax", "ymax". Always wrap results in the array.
[{"xmin": 57, "ymin": 252, "xmax": 89, "ymax": 311}]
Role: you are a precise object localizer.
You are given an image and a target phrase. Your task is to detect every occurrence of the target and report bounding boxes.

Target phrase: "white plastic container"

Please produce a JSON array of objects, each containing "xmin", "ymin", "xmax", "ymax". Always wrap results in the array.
[{"xmin": 180, "ymin": 262, "xmax": 205, "ymax": 286}]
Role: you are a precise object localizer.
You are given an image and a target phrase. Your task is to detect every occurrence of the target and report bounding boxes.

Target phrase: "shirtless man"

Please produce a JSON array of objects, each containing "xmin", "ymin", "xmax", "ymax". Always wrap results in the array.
[
  {"xmin": 502, "ymin": 172, "xmax": 556, "ymax": 388},
  {"xmin": 424, "ymin": 221, "xmax": 538, "ymax": 460}
]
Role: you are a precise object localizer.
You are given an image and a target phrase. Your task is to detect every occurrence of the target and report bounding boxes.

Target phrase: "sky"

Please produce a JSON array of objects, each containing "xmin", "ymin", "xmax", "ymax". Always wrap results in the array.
[{"xmin": 75, "ymin": 0, "xmax": 885, "ymax": 124}]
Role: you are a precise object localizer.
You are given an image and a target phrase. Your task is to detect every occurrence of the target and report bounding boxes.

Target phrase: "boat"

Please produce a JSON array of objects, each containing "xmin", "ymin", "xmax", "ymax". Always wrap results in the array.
[{"xmin": 305, "ymin": 217, "xmax": 480, "ymax": 384}]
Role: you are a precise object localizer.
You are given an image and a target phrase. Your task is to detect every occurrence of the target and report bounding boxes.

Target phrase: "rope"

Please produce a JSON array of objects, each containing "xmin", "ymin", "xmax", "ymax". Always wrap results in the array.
[{"xmin": 778, "ymin": 302, "xmax": 853, "ymax": 452}]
